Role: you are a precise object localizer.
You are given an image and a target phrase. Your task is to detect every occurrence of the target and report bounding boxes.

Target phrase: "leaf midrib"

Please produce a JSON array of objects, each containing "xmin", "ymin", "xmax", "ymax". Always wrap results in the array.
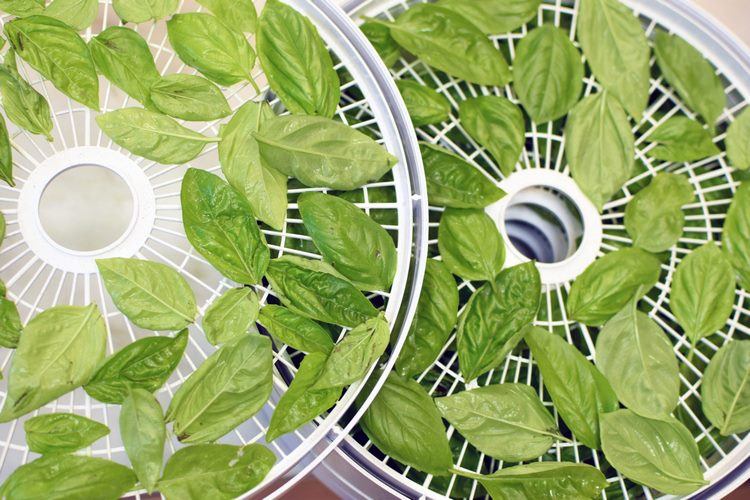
[{"xmin": 104, "ymin": 267, "xmax": 193, "ymax": 324}]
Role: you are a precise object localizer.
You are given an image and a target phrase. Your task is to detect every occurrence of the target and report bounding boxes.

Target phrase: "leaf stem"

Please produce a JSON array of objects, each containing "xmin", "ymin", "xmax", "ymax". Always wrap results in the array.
[
  {"xmin": 246, "ymin": 73, "xmax": 261, "ymax": 94},
  {"xmin": 449, "ymin": 467, "xmax": 483, "ymax": 480}
]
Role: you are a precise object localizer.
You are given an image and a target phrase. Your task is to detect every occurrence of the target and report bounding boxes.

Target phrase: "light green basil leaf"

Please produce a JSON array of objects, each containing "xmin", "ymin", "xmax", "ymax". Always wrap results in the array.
[
  {"xmin": 702, "ymin": 340, "xmax": 750, "ymax": 436},
  {"xmin": 0, "ymin": 115, "xmax": 12, "ymax": 187},
  {"xmin": 0, "ymin": 56, "xmax": 53, "ymax": 140},
  {"xmin": 255, "ymin": 114, "xmax": 398, "ymax": 190},
  {"xmin": 0, "ymin": 304, "xmax": 107, "ymax": 422},
  {"xmin": 396, "ymin": 80, "xmax": 450, "ymax": 127},
  {"xmin": 0, "ymin": 290, "xmax": 22, "ymax": 349},
  {"xmin": 438, "ymin": 208, "xmax": 505, "ymax": 282},
  {"xmin": 120, "ymin": 388, "xmax": 165, "ymax": 493},
  {"xmin": 360, "ymin": 21, "xmax": 400, "ymax": 67},
  {"xmin": 112, "ymin": 0, "xmax": 177, "ymax": 24},
  {"xmin": 202, "ymin": 288, "xmax": 259, "ymax": 346},
  {"xmin": 361, "ymin": 372, "xmax": 452, "ymax": 476},
  {"xmin": 722, "ymin": 182, "xmax": 750, "ymax": 289},
  {"xmin": 97, "ymin": 258, "xmax": 196, "ymax": 331},
  {"xmin": 513, "ymin": 25, "xmax": 583, "ymax": 123},
  {"xmin": 0, "ymin": 0, "xmax": 43, "ymax": 17},
  {"xmin": 471, "ymin": 462, "xmax": 607, "ymax": 500},
  {"xmin": 457, "ymin": 262, "xmax": 541, "ymax": 382},
  {"xmin": 157, "ymin": 444, "xmax": 275, "ymax": 500},
  {"xmin": 25, "ymin": 413, "xmax": 109, "ymax": 455},
  {"xmin": 436, "ymin": 0, "xmax": 540, "ymax": 34},
  {"xmin": 436, "ymin": 383, "xmax": 561, "ymax": 462},
  {"xmin": 44, "ymin": 0, "xmax": 98, "ymax": 31},
  {"xmin": 84, "ymin": 329, "xmax": 188, "ymax": 404},
  {"xmin": 600, "ymin": 409, "xmax": 707, "ymax": 495},
  {"xmin": 4, "ymin": 16, "xmax": 99, "ymax": 110},
  {"xmin": 458, "ymin": 96, "xmax": 524, "ymax": 176},
  {"xmin": 577, "ymin": 0, "xmax": 649, "ymax": 119},
  {"xmin": 197, "ymin": 0, "xmax": 256, "ymax": 34},
  {"xmin": 258, "ymin": 304, "xmax": 333, "ymax": 354},
  {"xmin": 727, "ymin": 108, "xmax": 750, "ymax": 170},
  {"xmin": 149, "ymin": 74, "xmax": 231, "ymax": 122},
  {"xmin": 646, "ymin": 116, "xmax": 720, "ymax": 162}
]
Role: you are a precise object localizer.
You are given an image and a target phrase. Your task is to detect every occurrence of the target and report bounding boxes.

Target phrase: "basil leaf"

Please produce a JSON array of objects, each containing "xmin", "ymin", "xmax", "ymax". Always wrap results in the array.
[
  {"xmin": 421, "ymin": 143, "xmax": 505, "ymax": 209},
  {"xmin": 396, "ymin": 80, "xmax": 450, "ymax": 127},
  {"xmin": 258, "ymin": 0, "xmax": 339, "ymax": 118},
  {"xmin": 567, "ymin": 247, "xmax": 660, "ymax": 326},
  {"xmin": 158, "ymin": 443, "xmax": 274, "ymax": 499},
  {"xmin": 438, "ymin": 208, "xmax": 505, "ymax": 282},
  {"xmin": 299, "ymin": 192, "xmax": 397, "ymax": 291},
  {"xmin": 97, "ymin": 258, "xmax": 196, "ymax": 331},
  {"xmin": 436, "ymin": 0, "xmax": 540, "ymax": 34},
  {"xmin": 166, "ymin": 334, "xmax": 272, "ymax": 443},
  {"xmin": 149, "ymin": 74, "xmax": 231, "ymax": 122},
  {"xmin": 458, "ymin": 96, "xmax": 524, "ymax": 176},
  {"xmin": 85, "ymin": 330, "xmax": 187, "ymax": 405},
  {"xmin": 600, "ymin": 409, "xmax": 707, "ymax": 495},
  {"xmin": 0, "ymin": 0, "xmax": 43, "ymax": 17},
  {"xmin": 89, "ymin": 26, "xmax": 160, "ymax": 106},
  {"xmin": 255, "ymin": 114, "xmax": 398, "ymax": 191},
  {"xmin": 526, "ymin": 326, "xmax": 618, "ymax": 449},
  {"xmin": 0, "ymin": 289, "xmax": 22, "ymax": 349},
  {"xmin": 202, "ymin": 288, "xmax": 259, "ymax": 346},
  {"xmin": 565, "ymin": 92, "xmax": 633, "ymax": 211},
  {"xmin": 0, "ymin": 455, "xmax": 136, "ymax": 499},
  {"xmin": 654, "ymin": 30, "xmax": 725, "ymax": 129},
  {"xmin": 112, "ymin": 0, "xmax": 177, "ymax": 24},
  {"xmin": 624, "ymin": 172, "xmax": 694, "ymax": 253},
  {"xmin": 577, "ymin": 0, "xmax": 650, "ymax": 119},
  {"xmin": 396, "ymin": 259, "xmax": 458, "ymax": 378},
  {"xmin": 266, "ymin": 352, "xmax": 341, "ymax": 442},
  {"xmin": 728, "ymin": 108, "xmax": 750, "ymax": 170},
  {"xmin": 44, "ymin": 0, "xmax": 98, "ymax": 31},
  {"xmin": 24, "ymin": 413, "xmax": 109, "ymax": 455},
  {"xmin": 0, "ymin": 304, "xmax": 106, "ymax": 422},
  {"xmin": 258, "ymin": 304, "xmax": 333, "ymax": 354},
  {"xmin": 513, "ymin": 25, "xmax": 583, "ymax": 123},
  {"xmin": 436, "ymin": 383, "xmax": 561, "ymax": 462},
  {"xmin": 120, "ymin": 388, "xmax": 165, "ymax": 493},
  {"xmin": 197, "ymin": 0, "xmax": 256, "ymax": 34},
  {"xmin": 702, "ymin": 340, "xmax": 750, "ymax": 436},
  {"xmin": 646, "ymin": 116, "xmax": 720, "ymax": 162},
  {"xmin": 0, "ymin": 116, "xmax": 12, "ymax": 187},
  {"xmin": 361, "ymin": 21, "xmax": 400, "ymax": 67},
  {"xmin": 0, "ymin": 57, "xmax": 53, "ymax": 140},
  {"xmin": 457, "ymin": 262, "xmax": 541, "ymax": 382},
  {"xmin": 181, "ymin": 168, "xmax": 270, "ymax": 284},
  {"xmin": 361, "ymin": 372, "xmax": 452, "ymax": 476},
  {"xmin": 167, "ymin": 13, "xmax": 256, "ymax": 87},
  {"xmin": 4, "ymin": 16, "xmax": 99, "ymax": 110},
  {"xmin": 472, "ymin": 462, "xmax": 607, "ymax": 499},
  {"xmin": 722, "ymin": 182, "xmax": 750, "ymax": 289}
]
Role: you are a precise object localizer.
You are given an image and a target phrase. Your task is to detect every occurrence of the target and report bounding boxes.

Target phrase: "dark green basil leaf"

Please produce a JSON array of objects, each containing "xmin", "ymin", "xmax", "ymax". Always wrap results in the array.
[
  {"xmin": 360, "ymin": 21, "xmax": 400, "ymax": 67},
  {"xmin": 197, "ymin": 0, "xmax": 256, "ymax": 34},
  {"xmin": 600, "ymin": 409, "xmax": 707, "ymax": 495},
  {"xmin": 25, "ymin": 413, "xmax": 109, "ymax": 455},
  {"xmin": 577, "ymin": 0, "xmax": 650, "ymax": 119},
  {"xmin": 4, "ymin": 16, "xmax": 99, "ymax": 110},
  {"xmin": 458, "ymin": 96, "xmax": 524, "ymax": 176},
  {"xmin": 457, "ymin": 262, "xmax": 541, "ymax": 382},
  {"xmin": 0, "ymin": 288, "xmax": 22, "ymax": 349},
  {"xmin": 149, "ymin": 74, "xmax": 231, "ymax": 122},
  {"xmin": 255, "ymin": 114, "xmax": 398, "ymax": 190},
  {"xmin": 97, "ymin": 258, "xmax": 196, "ymax": 331},
  {"xmin": 258, "ymin": 304, "xmax": 333, "ymax": 354},
  {"xmin": 0, "ymin": 56, "xmax": 53, "ymax": 140},
  {"xmin": 113, "ymin": 0, "xmax": 177, "ymax": 24},
  {"xmin": 436, "ymin": 0, "xmax": 540, "ymax": 34},
  {"xmin": 0, "ymin": 304, "xmax": 106, "ymax": 422},
  {"xmin": 728, "ymin": 108, "xmax": 750, "ymax": 170},
  {"xmin": 567, "ymin": 247, "xmax": 660, "ymax": 326},
  {"xmin": 646, "ymin": 116, "xmax": 720, "ymax": 162},
  {"xmin": 85, "ymin": 329, "xmax": 188, "ymax": 404},
  {"xmin": 513, "ymin": 25, "xmax": 583, "ymax": 123},
  {"xmin": 44, "ymin": 0, "xmax": 98, "ymax": 31},
  {"xmin": 361, "ymin": 372, "xmax": 452, "ymax": 476},
  {"xmin": 471, "ymin": 462, "xmax": 607, "ymax": 500},
  {"xmin": 0, "ymin": 0, "xmax": 43, "ymax": 17},
  {"xmin": 436, "ymin": 383, "xmax": 561, "ymax": 462},
  {"xmin": 181, "ymin": 168, "xmax": 269, "ymax": 284},
  {"xmin": 526, "ymin": 326, "xmax": 618, "ymax": 449},
  {"xmin": 202, "ymin": 288, "xmax": 259, "ymax": 346},
  {"xmin": 120, "ymin": 388, "xmax": 165, "ymax": 493},
  {"xmin": 157, "ymin": 443, "xmax": 275, "ymax": 500},
  {"xmin": 396, "ymin": 80, "xmax": 450, "ymax": 127},
  {"xmin": 421, "ymin": 143, "xmax": 504, "ymax": 209},
  {"xmin": 438, "ymin": 208, "xmax": 505, "ymax": 282},
  {"xmin": 166, "ymin": 334, "xmax": 272, "ymax": 443},
  {"xmin": 0, "ymin": 116, "xmax": 12, "ymax": 187},
  {"xmin": 702, "ymin": 340, "xmax": 750, "ymax": 436},
  {"xmin": 722, "ymin": 182, "xmax": 750, "ymax": 289}
]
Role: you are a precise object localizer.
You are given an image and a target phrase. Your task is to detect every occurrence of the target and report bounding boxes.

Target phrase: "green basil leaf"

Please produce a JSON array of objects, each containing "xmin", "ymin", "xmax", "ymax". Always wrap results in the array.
[
  {"xmin": 438, "ymin": 208, "xmax": 505, "ymax": 282},
  {"xmin": 702, "ymin": 340, "xmax": 750, "ymax": 436},
  {"xmin": 396, "ymin": 259, "xmax": 458, "ymax": 378},
  {"xmin": 112, "ymin": 0, "xmax": 177, "ymax": 24},
  {"xmin": 513, "ymin": 25, "xmax": 583, "ymax": 123},
  {"xmin": 436, "ymin": 383, "xmax": 561, "ymax": 462},
  {"xmin": 0, "ymin": 57, "xmax": 53, "ymax": 140},
  {"xmin": 97, "ymin": 258, "xmax": 196, "ymax": 331},
  {"xmin": 0, "ymin": 304, "xmax": 107, "ymax": 422},
  {"xmin": 458, "ymin": 96, "xmax": 524, "ymax": 176},
  {"xmin": 728, "ymin": 108, "xmax": 750, "ymax": 170},
  {"xmin": 43, "ymin": 0, "xmax": 98, "ymax": 31},
  {"xmin": 361, "ymin": 372, "xmax": 452, "ymax": 476},
  {"xmin": 255, "ymin": 114, "xmax": 398, "ymax": 191},
  {"xmin": 624, "ymin": 172, "xmax": 694, "ymax": 253},
  {"xmin": 197, "ymin": 0, "xmax": 256, "ymax": 34},
  {"xmin": 266, "ymin": 352, "xmax": 341, "ymax": 442},
  {"xmin": 0, "ymin": 292, "xmax": 22, "ymax": 349},
  {"xmin": 360, "ymin": 21, "xmax": 400, "ymax": 67},
  {"xmin": 421, "ymin": 143, "xmax": 504, "ymax": 209},
  {"xmin": 457, "ymin": 262, "xmax": 541, "ymax": 382},
  {"xmin": 0, "ymin": 0, "xmax": 43, "ymax": 17},
  {"xmin": 565, "ymin": 92, "xmax": 633, "ymax": 211},
  {"xmin": 149, "ymin": 74, "xmax": 231, "ymax": 122},
  {"xmin": 722, "ymin": 182, "xmax": 750, "ymax": 289},
  {"xmin": 120, "ymin": 388, "xmax": 165, "ymax": 493},
  {"xmin": 167, "ymin": 13, "xmax": 255, "ymax": 87},
  {"xmin": 85, "ymin": 329, "xmax": 188, "ymax": 404},
  {"xmin": 24, "ymin": 413, "xmax": 109, "ymax": 455},
  {"xmin": 0, "ymin": 116, "xmax": 12, "ymax": 187},
  {"xmin": 89, "ymin": 26, "xmax": 160, "ymax": 106},
  {"xmin": 567, "ymin": 247, "xmax": 660, "ymax": 326},
  {"xmin": 167, "ymin": 334, "xmax": 272, "ymax": 443},
  {"xmin": 258, "ymin": 304, "xmax": 333, "ymax": 354},
  {"xmin": 472, "ymin": 462, "xmax": 607, "ymax": 500},
  {"xmin": 4, "ymin": 15, "xmax": 99, "ymax": 110},
  {"xmin": 654, "ymin": 30, "xmax": 725, "ymax": 129},
  {"xmin": 396, "ymin": 80, "xmax": 450, "ymax": 127},
  {"xmin": 299, "ymin": 192, "xmax": 397, "ymax": 290},
  {"xmin": 181, "ymin": 168, "xmax": 270, "ymax": 284},
  {"xmin": 577, "ymin": 0, "xmax": 650, "ymax": 119},
  {"xmin": 157, "ymin": 443, "xmax": 275, "ymax": 500},
  {"xmin": 257, "ymin": 0, "xmax": 340, "ymax": 118},
  {"xmin": 600, "ymin": 409, "xmax": 707, "ymax": 495},
  {"xmin": 436, "ymin": 0, "xmax": 540, "ymax": 34},
  {"xmin": 202, "ymin": 288, "xmax": 259, "ymax": 346},
  {"xmin": 526, "ymin": 326, "xmax": 618, "ymax": 449},
  {"xmin": 646, "ymin": 116, "xmax": 720, "ymax": 162}
]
